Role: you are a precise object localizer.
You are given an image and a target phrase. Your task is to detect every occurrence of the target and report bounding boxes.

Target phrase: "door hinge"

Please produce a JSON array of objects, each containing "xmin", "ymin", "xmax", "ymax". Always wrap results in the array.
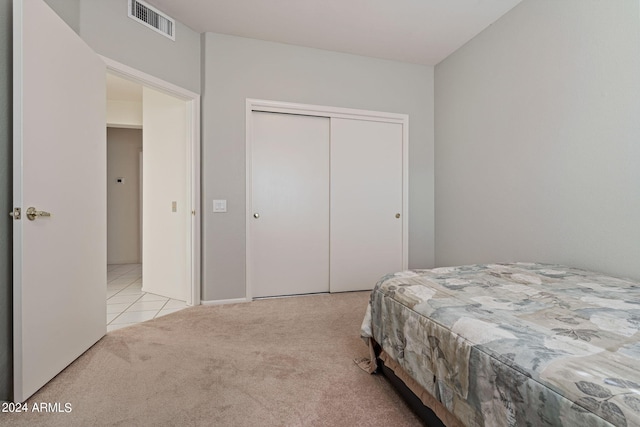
[{"xmin": 9, "ymin": 207, "xmax": 21, "ymax": 220}]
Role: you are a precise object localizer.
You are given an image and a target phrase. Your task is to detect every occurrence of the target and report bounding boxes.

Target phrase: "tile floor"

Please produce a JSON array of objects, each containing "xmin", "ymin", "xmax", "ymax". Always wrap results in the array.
[{"xmin": 107, "ymin": 263, "xmax": 188, "ymax": 332}]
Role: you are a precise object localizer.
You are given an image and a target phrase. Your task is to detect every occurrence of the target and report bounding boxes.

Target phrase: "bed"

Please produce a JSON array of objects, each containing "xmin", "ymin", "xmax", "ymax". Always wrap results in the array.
[{"xmin": 359, "ymin": 262, "xmax": 640, "ymax": 427}]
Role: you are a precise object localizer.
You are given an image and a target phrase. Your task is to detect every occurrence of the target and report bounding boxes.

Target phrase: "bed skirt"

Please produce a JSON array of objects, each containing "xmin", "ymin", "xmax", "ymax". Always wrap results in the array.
[{"xmin": 358, "ymin": 338, "xmax": 465, "ymax": 427}]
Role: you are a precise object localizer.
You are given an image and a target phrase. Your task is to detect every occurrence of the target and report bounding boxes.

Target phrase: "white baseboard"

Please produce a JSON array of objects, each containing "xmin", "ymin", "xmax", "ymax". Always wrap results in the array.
[{"xmin": 200, "ymin": 298, "xmax": 250, "ymax": 306}]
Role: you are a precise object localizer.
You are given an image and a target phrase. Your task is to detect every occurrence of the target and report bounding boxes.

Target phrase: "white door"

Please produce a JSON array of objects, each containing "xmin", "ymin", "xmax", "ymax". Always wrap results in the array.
[
  {"xmin": 13, "ymin": 0, "xmax": 106, "ymax": 402},
  {"xmin": 330, "ymin": 118, "xmax": 404, "ymax": 292},
  {"xmin": 249, "ymin": 112, "xmax": 330, "ymax": 298},
  {"xmin": 142, "ymin": 86, "xmax": 189, "ymax": 302}
]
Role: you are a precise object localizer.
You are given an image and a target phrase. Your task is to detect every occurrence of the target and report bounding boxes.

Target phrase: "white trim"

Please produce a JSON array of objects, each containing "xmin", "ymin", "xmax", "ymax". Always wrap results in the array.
[
  {"xmin": 189, "ymin": 93, "xmax": 202, "ymax": 307},
  {"xmin": 245, "ymin": 101, "xmax": 253, "ymax": 300},
  {"xmin": 402, "ymin": 118, "xmax": 409, "ymax": 270},
  {"xmin": 248, "ymin": 99, "xmax": 407, "ymax": 124},
  {"xmin": 200, "ymin": 298, "xmax": 251, "ymax": 306},
  {"xmin": 101, "ymin": 56, "xmax": 197, "ymax": 100},
  {"xmin": 104, "ymin": 56, "xmax": 201, "ymax": 306},
  {"xmin": 245, "ymin": 98, "xmax": 409, "ymax": 300}
]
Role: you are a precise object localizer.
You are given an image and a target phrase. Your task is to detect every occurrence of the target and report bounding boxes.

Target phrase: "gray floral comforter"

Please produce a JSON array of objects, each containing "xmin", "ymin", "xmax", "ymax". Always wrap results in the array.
[{"xmin": 361, "ymin": 263, "xmax": 640, "ymax": 427}]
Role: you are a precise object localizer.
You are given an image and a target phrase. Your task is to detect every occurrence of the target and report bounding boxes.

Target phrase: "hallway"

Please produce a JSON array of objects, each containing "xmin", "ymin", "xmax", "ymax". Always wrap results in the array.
[{"xmin": 107, "ymin": 264, "xmax": 187, "ymax": 332}]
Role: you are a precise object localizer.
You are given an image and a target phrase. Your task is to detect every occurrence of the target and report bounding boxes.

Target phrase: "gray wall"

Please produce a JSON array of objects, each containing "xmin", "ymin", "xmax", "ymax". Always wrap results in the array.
[
  {"xmin": 78, "ymin": 0, "xmax": 201, "ymax": 94},
  {"xmin": 202, "ymin": 33, "xmax": 435, "ymax": 301},
  {"xmin": 44, "ymin": 0, "xmax": 80, "ymax": 33},
  {"xmin": 0, "ymin": 0, "xmax": 12, "ymax": 403},
  {"xmin": 48, "ymin": 0, "xmax": 201, "ymax": 94},
  {"xmin": 435, "ymin": 0, "xmax": 640, "ymax": 279},
  {"xmin": 107, "ymin": 128, "xmax": 142, "ymax": 264}
]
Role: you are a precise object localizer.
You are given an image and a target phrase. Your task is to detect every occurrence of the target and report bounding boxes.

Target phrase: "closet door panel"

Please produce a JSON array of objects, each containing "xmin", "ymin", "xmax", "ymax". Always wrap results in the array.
[
  {"xmin": 330, "ymin": 118, "xmax": 403, "ymax": 292},
  {"xmin": 250, "ymin": 112, "xmax": 330, "ymax": 297}
]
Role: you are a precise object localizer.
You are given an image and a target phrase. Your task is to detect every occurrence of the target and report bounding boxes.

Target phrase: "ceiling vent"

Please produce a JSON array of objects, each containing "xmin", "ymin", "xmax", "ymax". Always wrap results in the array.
[{"xmin": 128, "ymin": 0, "xmax": 175, "ymax": 41}]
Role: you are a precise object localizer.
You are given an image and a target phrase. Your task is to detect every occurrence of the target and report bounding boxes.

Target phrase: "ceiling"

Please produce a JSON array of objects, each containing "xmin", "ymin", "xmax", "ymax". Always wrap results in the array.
[
  {"xmin": 146, "ymin": 0, "xmax": 523, "ymax": 65},
  {"xmin": 106, "ymin": 73, "xmax": 142, "ymax": 102}
]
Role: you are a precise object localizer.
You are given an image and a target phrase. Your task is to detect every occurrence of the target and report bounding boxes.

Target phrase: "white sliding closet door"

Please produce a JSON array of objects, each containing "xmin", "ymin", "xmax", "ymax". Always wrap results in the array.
[
  {"xmin": 250, "ymin": 112, "xmax": 330, "ymax": 298},
  {"xmin": 330, "ymin": 118, "xmax": 404, "ymax": 292}
]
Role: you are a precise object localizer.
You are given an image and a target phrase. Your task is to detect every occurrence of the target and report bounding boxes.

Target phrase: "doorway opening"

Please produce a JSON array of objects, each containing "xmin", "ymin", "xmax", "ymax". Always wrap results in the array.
[{"xmin": 104, "ymin": 61, "xmax": 201, "ymax": 330}]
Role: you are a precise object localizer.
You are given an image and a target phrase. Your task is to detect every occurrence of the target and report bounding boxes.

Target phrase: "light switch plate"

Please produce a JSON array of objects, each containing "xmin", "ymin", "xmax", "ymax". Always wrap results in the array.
[{"xmin": 213, "ymin": 199, "xmax": 227, "ymax": 213}]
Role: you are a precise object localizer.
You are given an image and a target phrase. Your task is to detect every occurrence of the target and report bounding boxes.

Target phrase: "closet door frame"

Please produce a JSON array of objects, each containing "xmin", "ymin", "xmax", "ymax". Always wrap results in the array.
[{"xmin": 245, "ymin": 98, "xmax": 409, "ymax": 300}]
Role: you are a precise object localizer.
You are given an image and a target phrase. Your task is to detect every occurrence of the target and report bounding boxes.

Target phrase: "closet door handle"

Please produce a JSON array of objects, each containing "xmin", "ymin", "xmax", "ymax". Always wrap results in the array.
[
  {"xmin": 253, "ymin": 213, "xmax": 260, "ymax": 219},
  {"xmin": 395, "ymin": 213, "xmax": 401, "ymax": 219}
]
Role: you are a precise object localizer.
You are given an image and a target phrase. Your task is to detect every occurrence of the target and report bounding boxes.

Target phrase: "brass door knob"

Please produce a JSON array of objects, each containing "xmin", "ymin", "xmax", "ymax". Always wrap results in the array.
[{"xmin": 395, "ymin": 213, "xmax": 401, "ymax": 219}]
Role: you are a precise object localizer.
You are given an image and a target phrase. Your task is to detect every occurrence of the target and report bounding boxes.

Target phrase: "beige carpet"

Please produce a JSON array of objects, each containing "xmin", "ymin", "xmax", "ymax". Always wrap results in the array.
[{"xmin": 1, "ymin": 292, "xmax": 423, "ymax": 426}]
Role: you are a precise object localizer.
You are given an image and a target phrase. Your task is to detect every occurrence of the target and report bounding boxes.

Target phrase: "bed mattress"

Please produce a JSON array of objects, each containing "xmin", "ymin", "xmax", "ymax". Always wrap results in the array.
[{"xmin": 361, "ymin": 263, "xmax": 640, "ymax": 427}]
